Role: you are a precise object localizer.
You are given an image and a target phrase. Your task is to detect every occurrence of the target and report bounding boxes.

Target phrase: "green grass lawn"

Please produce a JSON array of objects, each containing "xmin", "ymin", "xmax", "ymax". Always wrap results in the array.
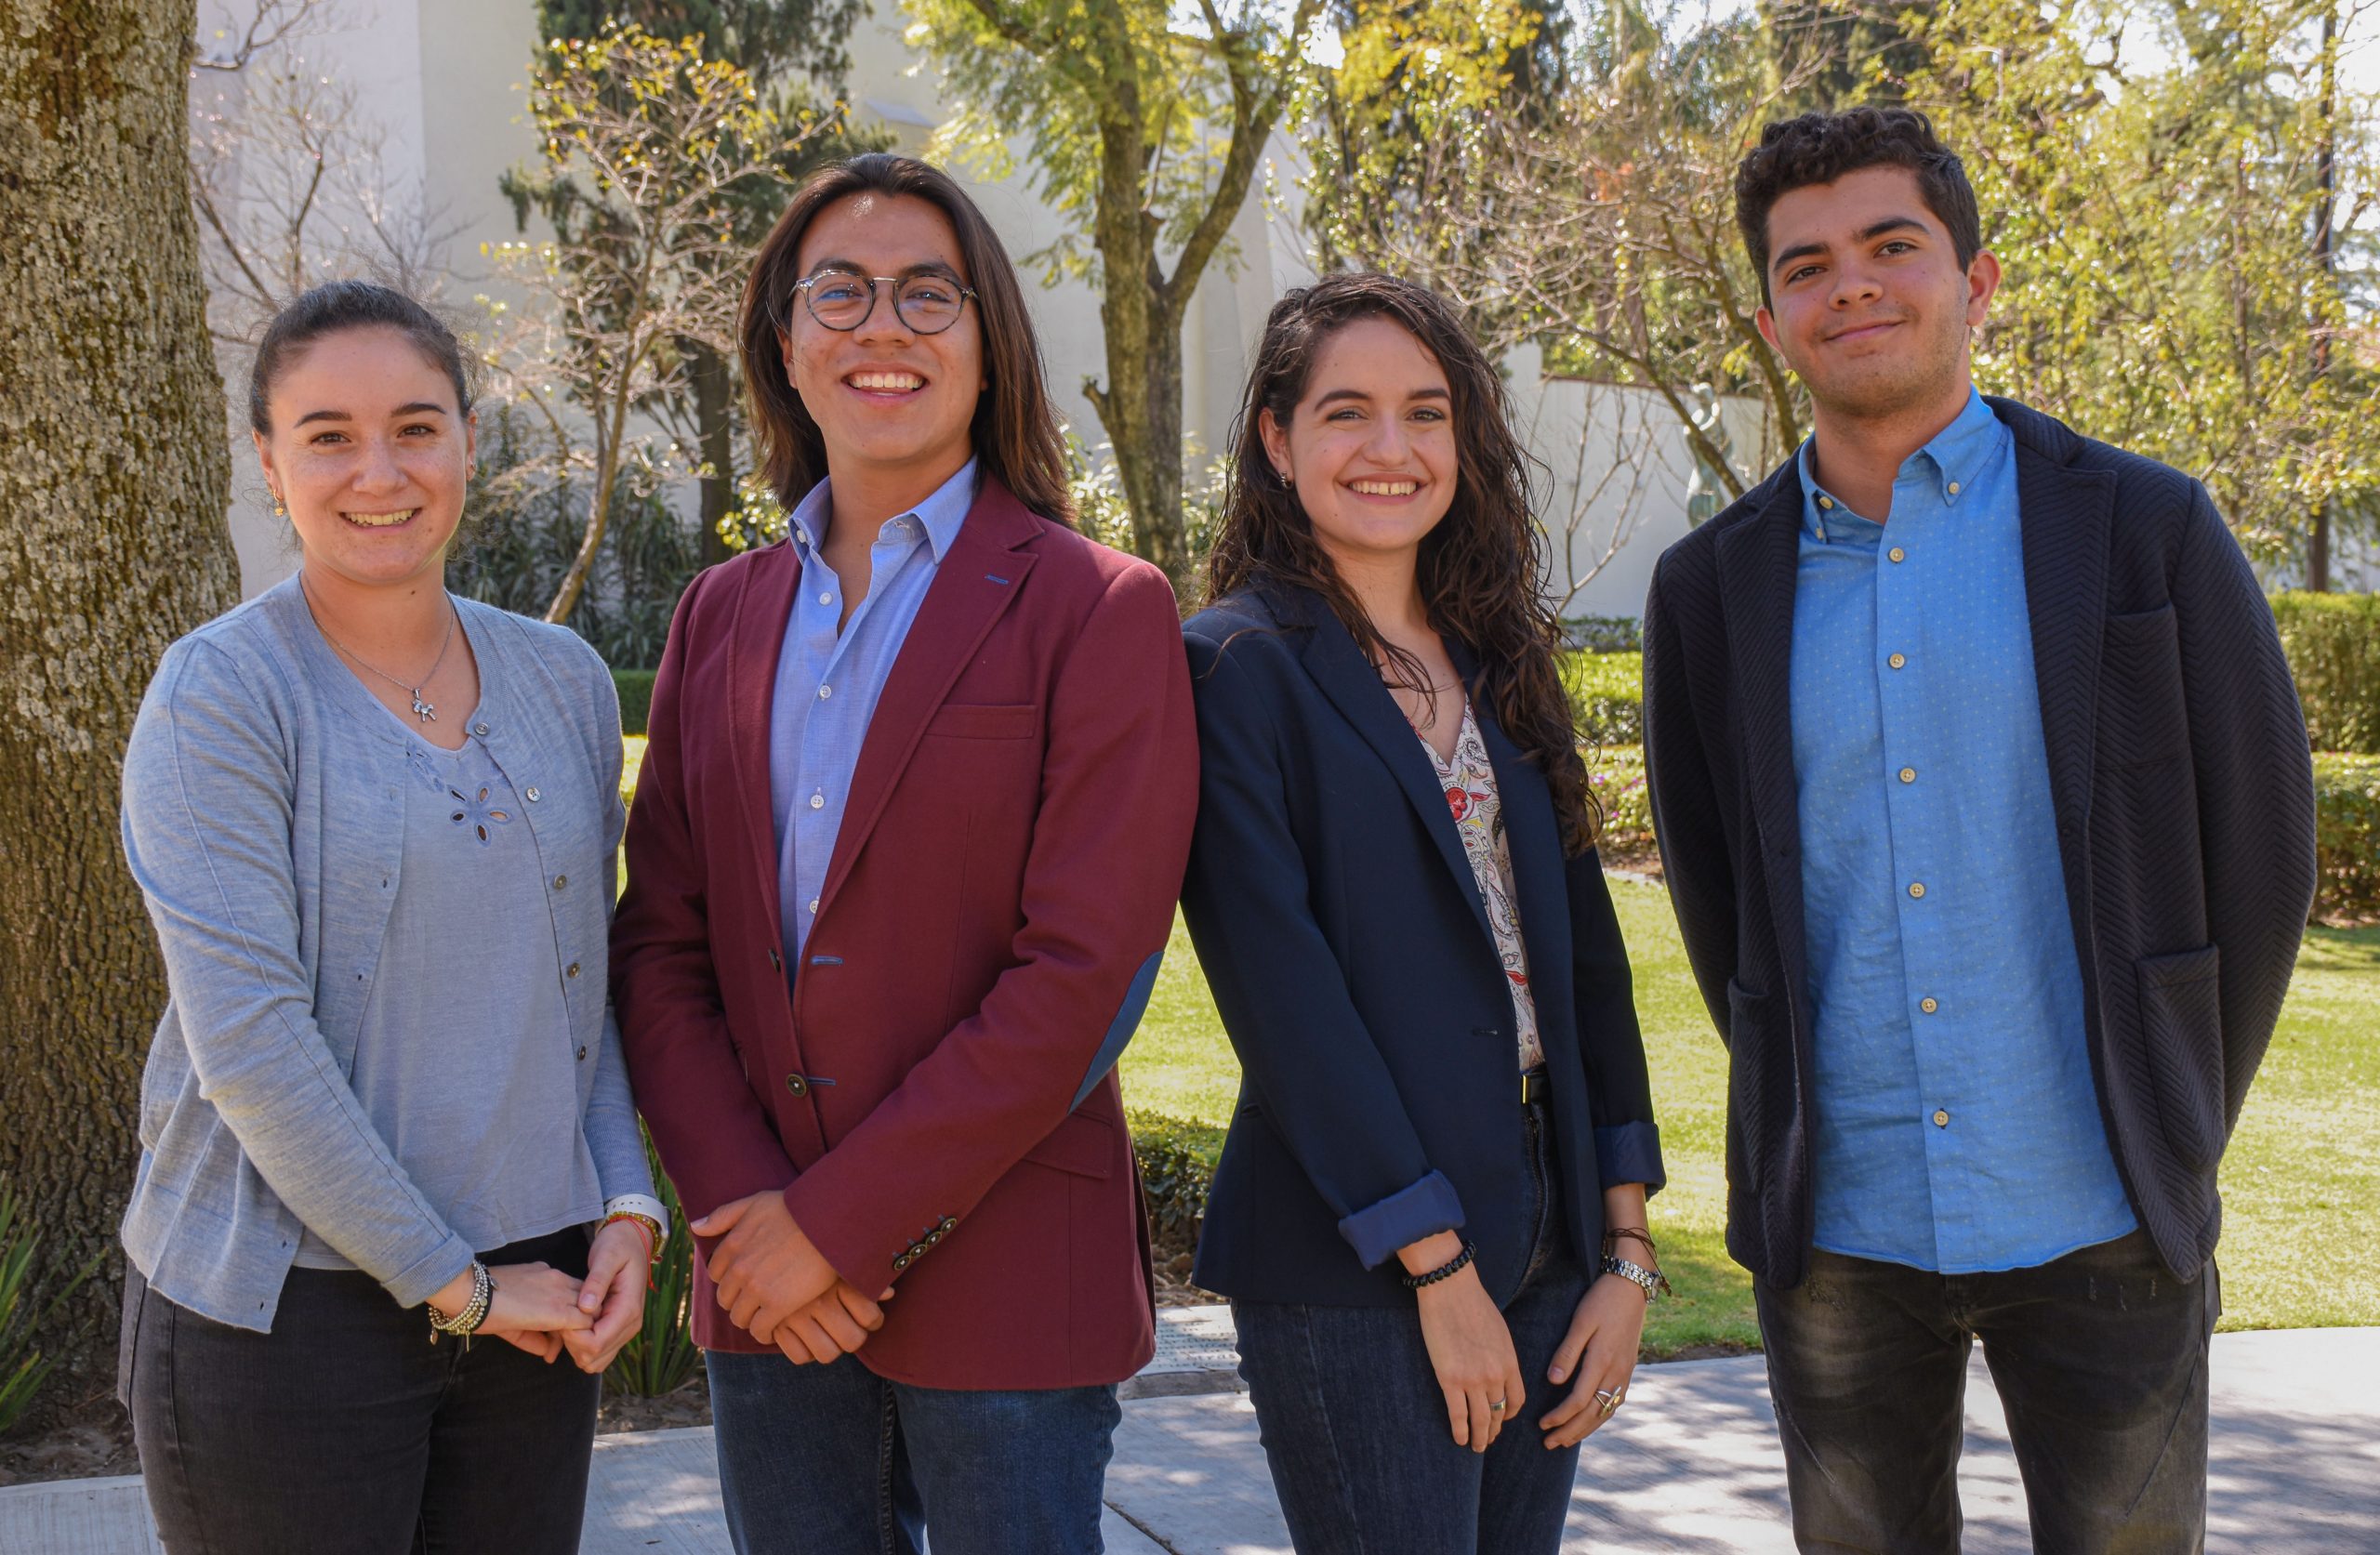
[{"xmin": 1118, "ymin": 881, "xmax": 2380, "ymax": 1356}]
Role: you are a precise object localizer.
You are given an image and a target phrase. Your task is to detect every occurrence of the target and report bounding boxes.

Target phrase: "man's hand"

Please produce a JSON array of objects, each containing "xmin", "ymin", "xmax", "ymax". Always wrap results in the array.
[
  {"xmin": 771, "ymin": 1280, "xmax": 895, "ymax": 1365},
  {"xmin": 694, "ymin": 1190, "xmax": 839, "ymax": 1340}
]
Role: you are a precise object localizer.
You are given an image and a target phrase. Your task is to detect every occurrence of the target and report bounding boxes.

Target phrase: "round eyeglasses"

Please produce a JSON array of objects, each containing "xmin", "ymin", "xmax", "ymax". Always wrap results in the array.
[{"xmin": 791, "ymin": 269, "xmax": 976, "ymax": 336}]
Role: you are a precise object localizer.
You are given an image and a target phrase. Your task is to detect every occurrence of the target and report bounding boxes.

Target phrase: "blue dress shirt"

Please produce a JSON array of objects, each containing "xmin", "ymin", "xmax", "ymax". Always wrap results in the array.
[
  {"xmin": 768, "ymin": 459, "xmax": 979, "ymax": 989},
  {"xmin": 1788, "ymin": 391, "xmax": 2135, "ymax": 1273}
]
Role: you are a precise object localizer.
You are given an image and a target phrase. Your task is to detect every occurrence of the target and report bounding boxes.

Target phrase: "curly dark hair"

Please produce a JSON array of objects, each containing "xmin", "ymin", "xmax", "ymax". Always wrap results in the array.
[
  {"xmin": 1202, "ymin": 272, "xmax": 1597, "ymax": 855},
  {"xmin": 1735, "ymin": 107, "xmax": 1982, "ymax": 305}
]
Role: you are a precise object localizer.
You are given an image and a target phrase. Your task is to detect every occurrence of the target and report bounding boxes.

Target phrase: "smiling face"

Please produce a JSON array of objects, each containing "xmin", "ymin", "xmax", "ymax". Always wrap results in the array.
[
  {"xmin": 1259, "ymin": 315, "xmax": 1460, "ymax": 573},
  {"xmin": 254, "ymin": 325, "xmax": 475, "ymax": 590},
  {"xmin": 782, "ymin": 191, "xmax": 985, "ymax": 490},
  {"xmin": 1754, "ymin": 164, "xmax": 1999, "ymax": 424}
]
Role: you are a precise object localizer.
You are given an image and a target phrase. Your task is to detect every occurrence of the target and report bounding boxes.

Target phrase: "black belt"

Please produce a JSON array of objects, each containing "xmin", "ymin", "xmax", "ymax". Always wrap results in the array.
[{"xmin": 1522, "ymin": 1068, "xmax": 1550, "ymax": 1106}]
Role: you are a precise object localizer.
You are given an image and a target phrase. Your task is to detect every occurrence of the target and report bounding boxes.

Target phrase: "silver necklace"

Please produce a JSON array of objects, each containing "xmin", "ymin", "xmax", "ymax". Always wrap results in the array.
[{"xmin": 302, "ymin": 581, "xmax": 460, "ymax": 724}]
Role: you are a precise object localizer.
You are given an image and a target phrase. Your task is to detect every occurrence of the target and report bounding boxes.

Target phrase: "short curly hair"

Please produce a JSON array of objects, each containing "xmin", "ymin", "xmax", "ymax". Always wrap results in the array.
[{"xmin": 1735, "ymin": 107, "xmax": 1982, "ymax": 306}]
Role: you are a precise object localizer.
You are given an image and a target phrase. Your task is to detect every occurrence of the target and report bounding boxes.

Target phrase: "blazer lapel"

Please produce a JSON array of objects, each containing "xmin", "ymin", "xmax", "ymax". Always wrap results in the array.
[
  {"xmin": 2015, "ymin": 441, "xmax": 2116, "ymax": 867},
  {"xmin": 814, "ymin": 478, "xmax": 1041, "ymax": 912},
  {"xmin": 1714, "ymin": 472, "xmax": 1811, "ymax": 979},
  {"xmin": 725, "ymin": 540, "xmax": 803, "ymax": 944},
  {"xmin": 1287, "ymin": 593, "xmax": 1494, "ymax": 947}
]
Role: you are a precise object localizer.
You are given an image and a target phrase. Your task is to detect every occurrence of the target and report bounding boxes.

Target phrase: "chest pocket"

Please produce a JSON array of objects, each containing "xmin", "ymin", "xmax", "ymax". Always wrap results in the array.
[
  {"xmin": 925, "ymin": 703, "xmax": 1038, "ymax": 741},
  {"xmin": 2097, "ymin": 604, "xmax": 2188, "ymax": 768}
]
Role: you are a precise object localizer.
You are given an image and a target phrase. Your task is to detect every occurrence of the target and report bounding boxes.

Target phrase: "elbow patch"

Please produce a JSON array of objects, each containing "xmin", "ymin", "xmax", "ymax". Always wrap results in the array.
[{"xmin": 1071, "ymin": 950, "xmax": 1164, "ymax": 1109}]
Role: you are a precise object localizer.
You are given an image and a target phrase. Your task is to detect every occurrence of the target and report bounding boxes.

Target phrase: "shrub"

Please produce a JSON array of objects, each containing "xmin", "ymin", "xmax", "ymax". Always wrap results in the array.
[
  {"xmin": 0, "ymin": 1182, "xmax": 95, "ymax": 1434},
  {"xmin": 603, "ymin": 1135, "xmax": 701, "ymax": 1398},
  {"xmin": 1130, "ymin": 1111, "xmax": 1223, "ymax": 1259},
  {"xmin": 614, "ymin": 669, "xmax": 655, "ymax": 738},
  {"xmin": 2274, "ymin": 592, "xmax": 2380, "ymax": 755},
  {"xmin": 2314, "ymin": 753, "xmax": 2380, "ymax": 921},
  {"xmin": 1588, "ymin": 745, "xmax": 1655, "ymax": 860},
  {"xmin": 1562, "ymin": 651, "xmax": 1645, "ymax": 745}
]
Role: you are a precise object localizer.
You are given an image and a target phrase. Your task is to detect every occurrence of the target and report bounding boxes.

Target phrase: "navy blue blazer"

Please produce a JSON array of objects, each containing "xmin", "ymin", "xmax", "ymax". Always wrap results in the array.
[{"xmin": 1180, "ymin": 583, "xmax": 1665, "ymax": 1308}]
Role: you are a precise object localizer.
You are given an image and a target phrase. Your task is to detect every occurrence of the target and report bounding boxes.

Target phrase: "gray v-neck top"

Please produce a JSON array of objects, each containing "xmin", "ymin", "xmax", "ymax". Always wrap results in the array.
[{"xmin": 291, "ymin": 660, "xmax": 604, "ymax": 1266}]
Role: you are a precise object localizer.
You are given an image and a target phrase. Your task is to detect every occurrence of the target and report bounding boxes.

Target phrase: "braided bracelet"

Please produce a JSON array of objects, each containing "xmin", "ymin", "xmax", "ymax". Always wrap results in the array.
[
  {"xmin": 1400, "ymin": 1240, "xmax": 1478, "ymax": 1290},
  {"xmin": 1602, "ymin": 1224, "xmax": 1659, "ymax": 1258}
]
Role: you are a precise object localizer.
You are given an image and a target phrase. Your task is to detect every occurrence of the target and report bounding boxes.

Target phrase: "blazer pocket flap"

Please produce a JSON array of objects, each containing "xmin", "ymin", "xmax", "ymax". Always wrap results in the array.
[
  {"xmin": 926, "ymin": 703, "xmax": 1038, "ymax": 740},
  {"xmin": 1021, "ymin": 1109, "xmax": 1115, "ymax": 1179},
  {"xmin": 2135, "ymin": 943, "xmax": 2224, "ymax": 1171},
  {"xmin": 1726, "ymin": 976, "xmax": 1778, "ymax": 1032},
  {"xmin": 2103, "ymin": 601, "xmax": 2178, "ymax": 647},
  {"xmin": 2139, "ymin": 942, "xmax": 2220, "ymax": 992}
]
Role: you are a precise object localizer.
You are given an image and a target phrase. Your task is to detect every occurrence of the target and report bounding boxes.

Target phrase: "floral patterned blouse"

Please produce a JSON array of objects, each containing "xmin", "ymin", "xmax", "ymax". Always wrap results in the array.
[{"xmin": 1421, "ymin": 702, "xmax": 1543, "ymax": 1071}]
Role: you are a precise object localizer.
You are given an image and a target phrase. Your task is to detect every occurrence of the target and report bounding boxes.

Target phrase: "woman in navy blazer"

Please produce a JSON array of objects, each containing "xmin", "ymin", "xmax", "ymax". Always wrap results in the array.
[{"xmin": 1181, "ymin": 274, "xmax": 1668, "ymax": 1553}]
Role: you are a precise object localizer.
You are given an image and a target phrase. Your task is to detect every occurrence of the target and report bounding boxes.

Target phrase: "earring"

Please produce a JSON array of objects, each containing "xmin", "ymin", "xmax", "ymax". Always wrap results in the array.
[
  {"xmin": 1276, "ymin": 467, "xmax": 1293, "ymax": 488},
  {"xmin": 271, "ymin": 490, "xmax": 286, "ymax": 518}
]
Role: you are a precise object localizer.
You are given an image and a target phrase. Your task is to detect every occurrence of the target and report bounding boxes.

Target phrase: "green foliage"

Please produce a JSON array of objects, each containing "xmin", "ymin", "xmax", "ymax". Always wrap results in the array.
[
  {"xmin": 614, "ymin": 669, "xmax": 657, "ymax": 736},
  {"xmin": 0, "ymin": 1182, "xmax": 96, "ymax": 1434},
  {"xmin": 2313, "ymin": 753, "xmax": 2380, "ymax": 920},
  {"xmin": 1127, "ymin": 1110, "xmax": 1223, "ymax": 1258},
  {"xmin": 1067, "ymin": 434, "xmax": 1229, "ymax": 571},
  {"xmin": 537, "ymin": 0, "xmax": 866, "ymax": 87},
  {"xmin": 1561, "ymin": 651, "xmax": 1644, "ymax": 746},
  {"xmin": 1587, "ymin": 744, "xmax": 1656, "ymax": 860},
  {"xmin": 1563, "ymin": 615, "xmax": 1644, "ymax": 654},
  {"xmin": 2275, "ymin": 590, "xmax": 2380, "ymax": 754},
  {"xmin": 604, "ymin": 1134, "xmax": 703, "ymax": 1397}
]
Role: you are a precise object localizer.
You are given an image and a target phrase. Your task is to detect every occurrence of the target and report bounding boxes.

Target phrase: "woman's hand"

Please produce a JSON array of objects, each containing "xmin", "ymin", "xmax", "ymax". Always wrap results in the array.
[
  {"xmin": 1401, "ymin": 1233, "xmax": 1526, "ymax": 1454},
  {"xmin": 430, "ymin": 1261, "xmax": 596, "ymax": 1363},
  {"xmin": 561, "ymin": 1219, "xmax": 657, "ymax": 1375},
  {"xmin": 1539, "ymin": 1272, "xmax": 1649, "ymax": 1449}
]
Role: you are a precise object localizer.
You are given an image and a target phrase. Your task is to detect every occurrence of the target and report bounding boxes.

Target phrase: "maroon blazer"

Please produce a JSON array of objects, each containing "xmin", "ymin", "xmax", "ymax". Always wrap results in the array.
[{"xmin": 612, "ymin": 476, "xmax": 1197, "ymax": 1388}]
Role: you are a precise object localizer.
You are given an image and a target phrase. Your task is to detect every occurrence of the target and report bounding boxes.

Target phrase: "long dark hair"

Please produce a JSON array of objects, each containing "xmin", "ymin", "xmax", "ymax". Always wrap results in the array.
[
  {"xmin": 1204, "ymin": 272, "xmax": 1595, "ymax": 852},
  {"xmin": 739, "ymin": 152, "xmax": 1073, "ymax": 523}
]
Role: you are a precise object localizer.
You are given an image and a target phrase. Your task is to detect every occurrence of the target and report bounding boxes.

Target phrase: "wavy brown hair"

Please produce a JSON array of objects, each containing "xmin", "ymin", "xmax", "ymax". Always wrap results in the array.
[
  {"xmin": 1203, "ymin": 272, "xmax": 1596, "ymax": 853},
  {"xmin": 739, "ymin": 153, "xmax": 1073, "ymax": 521}
]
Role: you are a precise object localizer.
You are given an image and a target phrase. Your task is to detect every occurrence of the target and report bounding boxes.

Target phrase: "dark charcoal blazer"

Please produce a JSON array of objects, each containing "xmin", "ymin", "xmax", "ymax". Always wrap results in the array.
[
  {"xmin": 1182, "ymin": 582, "xmax": 1663, "ymax": 1308},
  {"xmin": 1643, "ymin": 396, "xmax": 2316, "ymax": 1289}
]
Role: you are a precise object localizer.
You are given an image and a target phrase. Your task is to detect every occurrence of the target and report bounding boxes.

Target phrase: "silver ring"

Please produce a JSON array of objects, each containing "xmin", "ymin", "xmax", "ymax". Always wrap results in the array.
[
  {"xmin": 1489, "ymin": 1398, "xmax": 1507, "ymax": 1412},
  {"xmin": 1594, "ymin": 1387, "xmax": 1622, "ymax": 1417}
]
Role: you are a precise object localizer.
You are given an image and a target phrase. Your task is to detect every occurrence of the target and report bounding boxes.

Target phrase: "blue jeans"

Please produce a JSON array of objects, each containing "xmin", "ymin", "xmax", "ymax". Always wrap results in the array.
[
  {"xmin": 1231, "ymin": 1098, "xmax": 1593, "ymax": 1555},
  {"xmin": 705, "ymin": 1349, "xmax": 1122, "ymax": 1555}
]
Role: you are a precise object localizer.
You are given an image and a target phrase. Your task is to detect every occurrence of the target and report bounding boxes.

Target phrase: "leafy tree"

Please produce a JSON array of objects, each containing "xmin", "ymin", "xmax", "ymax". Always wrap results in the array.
[
  {"xmin": 907, "ymin": 0, "xmax": 1327, "ymax": 589},
  {"xmin": 0, "ymin": 0, "xmax": 238, "ymax": 1404},
  {"xmin": 485, "ymin": 23, "xmax": 827, "ymax": 623}
]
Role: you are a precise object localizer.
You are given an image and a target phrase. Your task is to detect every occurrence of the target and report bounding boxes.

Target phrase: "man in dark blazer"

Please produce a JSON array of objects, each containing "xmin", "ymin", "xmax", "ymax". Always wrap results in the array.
[
  {"xmin": 1643, "ymin": 108, "xmax": 2315, "ymax": 1552},
  {"xmin": 612, "ymin": 155, "xmax": 1197, "ymax": 1555}
]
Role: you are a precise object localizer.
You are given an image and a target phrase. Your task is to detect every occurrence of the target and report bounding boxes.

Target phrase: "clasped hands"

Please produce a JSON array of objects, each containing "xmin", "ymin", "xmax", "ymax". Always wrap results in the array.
[
  {"xmin": 694, "ymin": 1189, "xmax": 892, "ymax": 1364},
  {"xmin": 423, "ymin": 1216, "xmax": 655, "ymax": 1373}
]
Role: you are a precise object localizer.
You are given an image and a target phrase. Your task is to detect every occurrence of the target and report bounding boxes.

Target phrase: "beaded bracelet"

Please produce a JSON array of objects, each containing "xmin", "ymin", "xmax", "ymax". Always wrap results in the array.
[
  {"xmin": 1400, "ymin": 1239, "xmax": 1479, "ymax": 1290},
  {"xmin": 427, "ymin": 1261, "xmax": 494, "ymax": 1348}
]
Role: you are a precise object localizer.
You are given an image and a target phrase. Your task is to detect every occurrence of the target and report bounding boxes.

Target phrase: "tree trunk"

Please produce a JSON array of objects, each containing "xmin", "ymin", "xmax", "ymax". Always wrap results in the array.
[
  {"xmin": 0, "ymin": 0, "xmax": 239, "ymax": 1417},
  {"xmin": 2308, "ymin": 3, "xmax": 2337, "ymax": 594},
  {"xmin": 692, "ymin": 339, "xmax": 737, "ymax": 571},
  {"xmin": 1103, "ymin": 308, "xmax": 1190, "ymax": 592}
]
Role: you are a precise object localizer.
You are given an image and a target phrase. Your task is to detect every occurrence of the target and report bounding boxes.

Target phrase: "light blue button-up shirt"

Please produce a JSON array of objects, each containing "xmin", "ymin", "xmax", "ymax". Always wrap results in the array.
[
  {"xmin": 768, "ymin": 459, "xmax": 979, "ymax": 988},
  {"xmin": 1789, "ymin": 391, "xmax": 2135, "ymax": 1273}
]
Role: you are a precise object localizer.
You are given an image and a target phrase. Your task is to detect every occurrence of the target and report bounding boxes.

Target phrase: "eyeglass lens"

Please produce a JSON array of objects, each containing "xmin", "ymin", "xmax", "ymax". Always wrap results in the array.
[{"xmin": 803, "ymin": 271, "xmax": 969, "ymax": 334}]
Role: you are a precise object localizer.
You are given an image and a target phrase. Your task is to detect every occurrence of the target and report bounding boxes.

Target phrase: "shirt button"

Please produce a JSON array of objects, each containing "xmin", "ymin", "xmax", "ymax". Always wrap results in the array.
[
  {"xmin": 576, "ymin": 1046, "xmax": 588, "ymax": 1061},
  {"xmin": 809, "ymin": 793, "xmax": 826, "ymax": 810},
  {"xmin": 525, "ymin": 786, "xmax": 542, "ymax": 802},
  {"xmin": 1908, "ymin": 881, "xmax": 1926, "ymax": 899},
  {"xmin": 1933, "ymin": 1109, "xmax": 1950, "ymax": 1127},
  {"xmin": 818, "ymin": 593, "xmax": 832, "ymax": 605},
  {"xmin": 473, "ymin": 722, "xmax": 491, "ymax": 736},
  {"xmin": 567, "ymin": 961, "xmax": 582, "ymax": 978},
  {"xmin": 553, "ymin": 874, "xmax": 568, "ymax": 890},
  {"xmin": 1947, "ymin": 481, "xmax": 1963, "ymax": 496},
  {"xmin": 1818, "ymin": 495, "xmax": 1834, "ymax": 510},
  {"xmin": 1920, "ymin": 996, "xmax": 1938, "ymax": 1014},
  {"xmin": 818, "ymin": 684, "xmax": 832, "ymax": 700},
  {"xmin": 1888, "ymin": 652, "xmax": 1907, "ymax": 670},
  {"xmin": 1888, "ymin": 547, "xmax": 1905, "ymax": 563},
  {"xmin": 1898, "ymin": 767, "xmax": 1916, "ymax": 784},
  {"xmin": 808, "ymin": 899, "xmax": 819, "ymax": 915},
  {"xmin": 786, "ymin": 1074, "xmax": 809, "ymax": 1098}
]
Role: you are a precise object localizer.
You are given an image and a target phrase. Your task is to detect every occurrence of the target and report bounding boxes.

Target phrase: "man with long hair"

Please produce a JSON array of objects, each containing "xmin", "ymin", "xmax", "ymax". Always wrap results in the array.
[
  {"xmin": 612, "ymin": 153, "xmax": 1197, "ymax": 1554},
  {"xmin": 1643, "ymin": 108, "xmax": 2315, "ymax": 1550}
]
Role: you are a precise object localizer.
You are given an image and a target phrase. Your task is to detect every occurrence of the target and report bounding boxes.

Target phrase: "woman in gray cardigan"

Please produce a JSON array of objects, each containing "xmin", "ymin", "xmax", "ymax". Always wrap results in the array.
[{"xmin": 117, "ymin": 282, "xmax": 662, "ymax": 1554}]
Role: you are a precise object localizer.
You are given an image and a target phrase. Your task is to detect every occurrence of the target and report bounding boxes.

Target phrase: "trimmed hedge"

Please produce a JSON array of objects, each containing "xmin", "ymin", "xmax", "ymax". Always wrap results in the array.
[
  {"xmin": 1588, "ymin": 744, "xmax": 1655, "ymax": 859},
  {"xmin": 2315, "ymin": 753, "xmax": 2380, "ymax": 920},
  {"xmin": 2274, "ymin": 592, "xmax": 2380, "ymax": 755},
  {"xmin": 1562, "ymin": 650, "xmax": 1644, "ymax": 745},
  {"xmin": 1129, "ymin": 1110, "xmax": 1223, "ymax": 1259},
  {"xmin": 614, "ymin": 669, "xmax": 655, "ymax": 738}
]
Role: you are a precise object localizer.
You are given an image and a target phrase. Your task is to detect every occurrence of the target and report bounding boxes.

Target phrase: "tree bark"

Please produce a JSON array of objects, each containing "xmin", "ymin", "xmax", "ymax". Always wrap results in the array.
[
  {"xmin": 692, "ymin": 339, "xmax": 737, "ymax": 571},
  {"xmin": 0, "ymin": 0, "xmax": 239, "ymax": 1415}
]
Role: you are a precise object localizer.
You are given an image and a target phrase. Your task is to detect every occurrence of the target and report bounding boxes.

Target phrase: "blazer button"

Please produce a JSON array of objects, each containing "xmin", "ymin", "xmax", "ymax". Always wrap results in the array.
[
  {"xmin": 939, "ymin": 1217, "xmax": 957, "ymax": 1232},
  {"xmin": 785, "ymin": 1074, "xmax": 809, "ymax": 1098},
  {"xmin": 768, "ymin": 948, "xmax": 782, "ymax": 970}
]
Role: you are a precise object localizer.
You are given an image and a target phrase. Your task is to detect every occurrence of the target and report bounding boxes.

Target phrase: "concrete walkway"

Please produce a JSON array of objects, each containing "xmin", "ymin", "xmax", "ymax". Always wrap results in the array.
[{"xmin": 5, "ymin": 1318, "xmax": 2374, "ymax": 1553}]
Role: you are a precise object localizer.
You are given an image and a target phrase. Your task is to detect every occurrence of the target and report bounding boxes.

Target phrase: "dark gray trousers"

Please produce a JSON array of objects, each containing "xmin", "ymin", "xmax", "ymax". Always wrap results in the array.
[
  {"xmin": 121, "ymin": 1229, "xmax": 599, "ymax": 1555},
  {"xmin": 1755, "ymin": 1230, "xmax": 2216, "ymax": 1555}
]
